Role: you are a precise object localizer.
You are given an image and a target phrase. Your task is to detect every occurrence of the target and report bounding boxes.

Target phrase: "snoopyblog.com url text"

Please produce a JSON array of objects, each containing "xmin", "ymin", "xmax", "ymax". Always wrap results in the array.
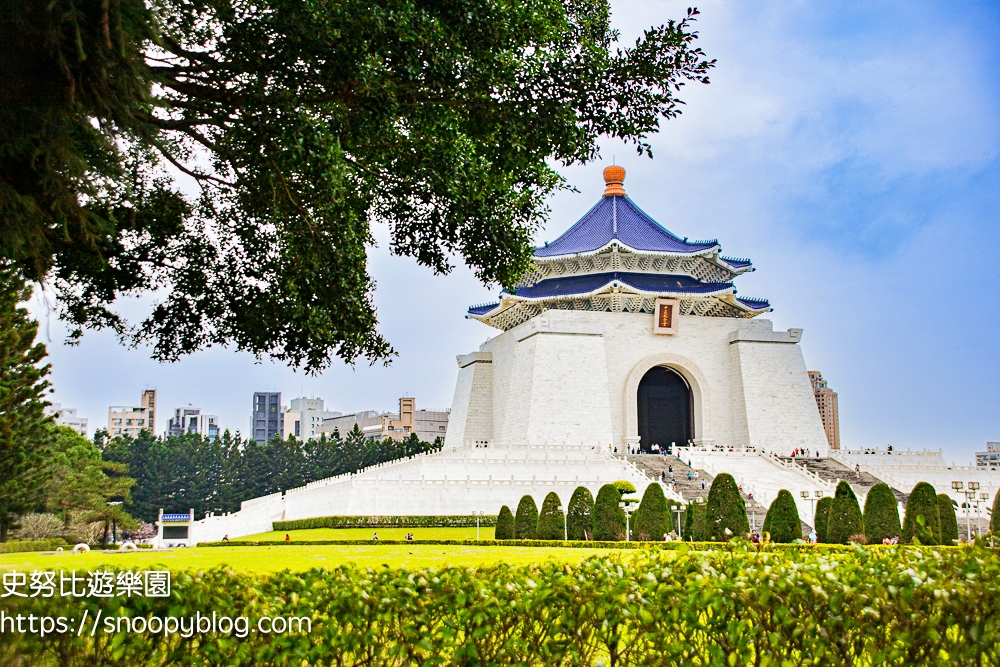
[{"xmin": 2, "ymin": 609, "xmax": 311, "ymax": 638}]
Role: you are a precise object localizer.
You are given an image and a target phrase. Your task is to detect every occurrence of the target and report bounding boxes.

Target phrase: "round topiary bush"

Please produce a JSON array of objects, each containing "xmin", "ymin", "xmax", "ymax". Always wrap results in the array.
[
  {"xmin": 495, "ymin": 505, "xmax": 514, "ymax": 540},
  {"xmin": 862, "ymin": 482, "xmax": 901, "ymax": 544},
  {"xmin": 902, "ymin": 482, "xmax": 941, "ymax": 545},
  {"xmin": 592, "ymin": 484, "xmax": 625, "ymax": 541},
  {"xmin": 761, "ymin": 489, "xmax": 801, "ymax": 543},
  {"xmin": 814, "ymin": 496, "xmax": 833, "ymax": 542},
  {"xmin": 536, "ymin": 492, "xmax": 565, "ymax": 540},
  {"xmin": 704, "ymin": 473, "xmax": 748, "ymax": 541},
  {"xmin": 514, "ymin": 495, "xmax": 538, "ymax": 539},
  {"xmin": 826, "ymin": 481, "xmax": 863, "ymax": 545},
  {"xmin": 937, "ymin": 494, "xmax": 958, "ymax": 545},
  {"xmin": 633, "ymin": 483, "xmax": 668, "ymax": 541},
  {"xmin": 566, "ymin": 486, "xmax": 594, "ymax": 540},
  {"xmin": 612, "ymin": 480, "xmax": 637, "ymax": 495}
]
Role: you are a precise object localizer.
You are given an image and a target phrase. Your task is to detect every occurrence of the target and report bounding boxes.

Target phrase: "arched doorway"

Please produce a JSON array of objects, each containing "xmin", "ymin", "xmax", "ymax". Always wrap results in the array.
[{"xmin": 637, "ymin": 366, "xmax": 692, "ymax": 452}]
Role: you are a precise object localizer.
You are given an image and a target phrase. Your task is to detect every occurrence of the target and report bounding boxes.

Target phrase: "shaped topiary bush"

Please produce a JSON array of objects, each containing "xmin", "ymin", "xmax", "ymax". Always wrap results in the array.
[
  {"xmin": 592, "ymin": 484, "xmax": 625, "ymax": 541},
  {"xmin": 566, "ymin": 486, "xmax": 594, "ymax": 540},
  {"xmin": 937, "ymin": 494, "xmax": 959, "ymax": 545},
  {"xmin": 684, "ymin": 501, "xmax": 706, "ymax": 541},
  {"xmin": 993, "ymin": 490, "xmax": 1000, "ymax": 535},
  {"xmin": 814, "ymin": 496, "xmax": 833, "ymax": 542},
  {"xmin": 514, "ymin": 495, "xmax": 538, "ymax": 540},
  {"xmin": 826, "ymin": 481, "xmax": 863, "ymax": 544},
  {"xmin": 495, "ymin": 505, "xmax": 515, "ymax": 540},
  {"xmin": 761, "ymin": 489, "xmax": 801, "ymax": 543},
  {"xmin": 633, "ymin": 483, "xmax": 668, "ymax": 541},
  {"xmin": 863, "ymin": 482, "xmax": 901, "ymax": 544},
  {"xmin": 902, "ymin": 482, "xmax": 941, "ymax": 545},
  {"xmin": 536, "ymin": 492, "xmax": 565, "ymax": 540},
  {"xmin": 704, "ymin": 473, "xmax": 749, "ymax": 541}
]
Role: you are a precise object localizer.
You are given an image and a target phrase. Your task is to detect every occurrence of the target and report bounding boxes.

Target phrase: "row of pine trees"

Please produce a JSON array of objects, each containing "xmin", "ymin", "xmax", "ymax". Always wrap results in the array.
[{"xmin": 492, "ymin": 474, "xmax": 971, "ymax": 544}]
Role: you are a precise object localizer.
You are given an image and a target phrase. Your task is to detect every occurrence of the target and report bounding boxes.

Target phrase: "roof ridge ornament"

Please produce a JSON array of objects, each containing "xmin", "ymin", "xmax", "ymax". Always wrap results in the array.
[{"xmin": 603, "ymin": 165, "xmax": 626, "ymax": 197}]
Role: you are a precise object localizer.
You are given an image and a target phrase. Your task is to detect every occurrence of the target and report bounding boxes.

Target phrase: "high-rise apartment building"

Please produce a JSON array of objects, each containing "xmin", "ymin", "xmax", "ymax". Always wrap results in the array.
[
  {"xmin": 252, "ymin": 392, "xmax": 283, "ymax": 443},
  {"xmin": 282, "ymin": 397, "xmax": 342, "ymax": 441},
  {"xmin": 108, "ymin": 389, "xmax": 157, "ymax": 439},
  {"xmin": 46, "ymin": 403, "xmax": 89, "ymax": 436},
  {"xmin": 808, "ymin": 371, "xmax": 840, "ymax": 450},
  {"xmin": 975, "ymin": 442, "xmax": 1000, "ymax": 469}
]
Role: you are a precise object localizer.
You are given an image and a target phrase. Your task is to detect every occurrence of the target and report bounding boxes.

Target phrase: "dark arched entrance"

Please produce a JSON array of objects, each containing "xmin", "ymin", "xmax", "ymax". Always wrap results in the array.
[{"xmin": 637, "ymin": 366, "xmax": 692, "ymax": 452}]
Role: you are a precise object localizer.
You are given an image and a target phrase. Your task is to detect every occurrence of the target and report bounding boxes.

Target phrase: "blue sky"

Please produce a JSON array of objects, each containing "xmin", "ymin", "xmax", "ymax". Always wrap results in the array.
[{"xmin": 32, "ymin": 1, "xmax": 1000, "ymax": 461}]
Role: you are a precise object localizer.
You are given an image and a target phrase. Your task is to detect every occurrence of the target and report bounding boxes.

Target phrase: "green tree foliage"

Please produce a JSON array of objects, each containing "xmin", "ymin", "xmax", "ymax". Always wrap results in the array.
[
  {"xmin": 632, "ymin": 483, "xmax": 668, "ymax": 541},
  {"xmin": 495, "ymin": 506, "xmax": 515, "ymax": 541},
  {"xmin": 1, "ymin": 0, "xmax": 714, "ymax": 371},
  {"xmin": 903, "ymin": 482, "xmax": 941, "ymax": 545},
  {"xmin": 101, "ymin": 427, "xmax": 442, "ymax": 522},
  {"xmin": 0, "ymin": 267, "xmax": 52, "ymax": 541},
  {"xmin": 683, "ymin": 501, "xmax": 705, "ymax": 541},
  {"xmin": 761, "ymin": 489, "xmax": 801, "ymax": 543},
  {"xmin": 862, "ymin": 483, "xmax": 901, "ymax": 544},
  {"xmin": 814, "ymin": 497, "xmax": 833, "ymax": 543},
  {"xmin": 826, "ymin": 481, "xmax": 863, "ymax": 545},
  {"xmin": 592, "ymin": 484, "xmax": 625, "ymax": 541},
  {"xmin": 566, "ymin": 487, "xmax": 594, "ymax": 541},
  {"xmin": 514, "ymin": 495, "xmax": 538, "ymax": 539},
  {"xmin": 937, "ymin": 494, "xmax": 959, "ymax": 545},
  {"xmin": 993, "ymin": 491, "xmax": 1000, "ymax": 534},
  {"xmin": 612, "ymin": 480, "xmax": 637, "ymax": 496},
  {"xmin": 536, "ymin": 492, "xmax": 564, "ymax": 540},
  {"xmin": 704, "ymin": 473, "xmax": 748, "ymax": 541}
]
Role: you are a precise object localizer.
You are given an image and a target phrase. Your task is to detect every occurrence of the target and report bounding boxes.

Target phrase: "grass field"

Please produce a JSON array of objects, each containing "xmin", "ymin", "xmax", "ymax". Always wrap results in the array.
[
  {"xmin": 0, "ymin": 543, "xmax": 627, "ymax": 573},
  {"xmin": 237, "ymin": 526, "xmax": 495, "ymax": 541}
]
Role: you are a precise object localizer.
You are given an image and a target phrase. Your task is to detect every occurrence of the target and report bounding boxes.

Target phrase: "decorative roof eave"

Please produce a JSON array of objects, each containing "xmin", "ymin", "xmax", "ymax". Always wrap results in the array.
[
  {"xmin": 534, "ymin": 237, "xmax": 721, "ymax": 263},
  {"xmin": 504, "ymin": 281, "xmax": 734, "ymax": 305}
]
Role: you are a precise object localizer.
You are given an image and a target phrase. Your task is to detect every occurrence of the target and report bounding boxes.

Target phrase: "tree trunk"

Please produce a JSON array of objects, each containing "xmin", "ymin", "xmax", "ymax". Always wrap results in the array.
[
  {"xmin": 0, "ymin": 519, "xmax": 9, "ymax": 543},
  {"xmin": 101, "ymin": 521, "xmax": 110, "ymax": 547}
]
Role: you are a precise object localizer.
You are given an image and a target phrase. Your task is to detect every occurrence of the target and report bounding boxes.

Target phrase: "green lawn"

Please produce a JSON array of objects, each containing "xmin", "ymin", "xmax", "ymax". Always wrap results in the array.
[
  {"xmin": 0, "ymin": 543, "xmax": 628, "ymax": 573},
  {"xmin": 238, "ymin": 526, "xmax": 494, "ymax": 542}
]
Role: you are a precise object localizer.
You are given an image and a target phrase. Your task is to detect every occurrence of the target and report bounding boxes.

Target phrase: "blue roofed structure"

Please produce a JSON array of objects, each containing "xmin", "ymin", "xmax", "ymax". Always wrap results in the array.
[{"xmin": 469, "ymin": 167, "xmax": 770, "ymax": 330}]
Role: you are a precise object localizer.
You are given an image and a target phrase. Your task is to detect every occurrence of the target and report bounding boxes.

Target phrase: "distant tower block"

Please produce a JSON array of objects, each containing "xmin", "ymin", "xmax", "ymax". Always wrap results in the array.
[{"xmin": 808, "ymin": 371, "xmax": 840, "ymax": 450}]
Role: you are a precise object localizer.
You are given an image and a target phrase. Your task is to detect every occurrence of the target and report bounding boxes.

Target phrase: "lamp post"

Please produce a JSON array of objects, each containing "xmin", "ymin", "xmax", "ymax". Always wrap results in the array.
[
  {"xmin": 979, "ymin": 492, "xmax": 989, "ymax": 538},
  {"xmin": 476, "ymin": 510, "xmax": 485, "ymax": 540},
  {"xmin": 557, "ymin": 503, "xmax": 567, "ymax": 541},
  {"xmin": 965, "ymin": 491, "xmax": 976, "ymax": 539},
  {"xmin": 969, "ymin": 482, "xmax": 982, "ymax": 537},
  {"xmin": 620, "ymin": 501, "xmax": 635, "ymax": 541},
  {"xmin": 952, "ymin": 482, "xmax": 965, "ymax": 540}
]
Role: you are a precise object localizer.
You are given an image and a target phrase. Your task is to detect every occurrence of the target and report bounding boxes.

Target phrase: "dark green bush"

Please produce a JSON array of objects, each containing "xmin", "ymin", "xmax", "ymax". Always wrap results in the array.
[
  {"xmin": 814, "ymin": 496, "xmax": 833, "ymax": 542},
  {"xmin": 566, "ymin": 486, "xmax": 594, "ymax": 540},
  {"xmin": 993, "ymin": 490, "xmax": 1000, "ymax": 534},
  {"xmin": 685, "ymin": 501, "xmax": 706, "ymax": 541},
  {"xmin": 592, "ymin": 484, "xmax": 625, "ymax": 541},
  {"xmin": 514, "ymin": 495, "xmax": 538, "ymax": 539},
  {"xmin": 495, "ymin": 505, "xmax": 515, "ymax": 540},
  {"xmin": 704, "ymin": 473, "xmax": 748, "ymax": 541},
  {"xmin": 938, "ymin": 494, "xmax": 959, "ymax": 545},
  {"xmin": 633, "ymin": 483, "xmax": 668, "ymax": 541},
  {"xmin": 761, "ymin": 489, "xmax": 801, "ymax": 543},
  {"xmin": 273, "ymin": 515, "xmax": 497, "ymax": 531},
  {"xmin": 536, "ymin": 492, "xmax": 565, "ymax": 540},
  {"xmin": 0, "ymin": 538, "xmax": 68, "ymax": 554},
  {"xmin": 903, "ymin": 482, "xmax": 941, "ymax": 545},
  {"xmin": 863, "ymin": 482, "xmax": 901, "ymax": 544},
  {"xmin": 826, "ymin": 481, "xmax": 863, "ymax": 545}
]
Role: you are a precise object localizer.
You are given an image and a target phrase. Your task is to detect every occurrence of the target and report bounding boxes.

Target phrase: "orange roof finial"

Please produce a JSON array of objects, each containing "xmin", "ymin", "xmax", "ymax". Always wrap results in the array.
[{"xmin": 603, "ymin": 165, "xmax": 626, "ymax": 197}]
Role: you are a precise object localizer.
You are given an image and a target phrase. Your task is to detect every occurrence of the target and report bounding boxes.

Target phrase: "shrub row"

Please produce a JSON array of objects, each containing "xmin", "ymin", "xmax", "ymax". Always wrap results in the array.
[
  {"xmin": 4, "ymin": 545, "xmax": 999, "ymax": 665},
  {"xmin": 0, "ymin": 538, "xmax": 68, "ymax": 553},
  {"xmin": 272, "ymin": 514, "xmax": 497, "ymax": 531}
]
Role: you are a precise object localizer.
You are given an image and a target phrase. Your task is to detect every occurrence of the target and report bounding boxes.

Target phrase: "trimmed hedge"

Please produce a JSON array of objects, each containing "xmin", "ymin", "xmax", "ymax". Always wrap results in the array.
[
  {"xmin": 536, "ymin": 492, "xmax": 565, "ymax": 540},
  {"xmin": 826, "ymin": 481, "xmax": 863, "ymax": 545},
  {"xmin": 903, "ymin": 481, "xmax": 941, "ymax": 545},
  {"xmin": 6, "ymin": 546, "xmax": 1000, "ymax": 665},
  {"xmin": 863, "ymin": 482, "xmax": 901, "ymax": 544},
  {"xmin": 593, "ymin": 484, "xmax": 625, "ymax": 541},
  {"xmin": 633, "ymin": 483, "xmax": 668, "ymax": 541},
  {"xmin": 495, "ymin": 506, "xmax": 515, "ymax": 540},
  {"xmin": 994, "ymin": 490, "xmax": 1000, "ymax": 534},
  {"xmin": 514, "ymin": 495, "xmax": 539, "ymax": 539},
  {"xmin": 0, "ymin": 538, "xmax": 68, "ymax": 554},
  {"xmin": 938, "ymin": 494, "xmax": 959, "ymax": 545},
  {"xmin": 814, "ymin": 496, "xmax": 833, "ymax": 543},
  {"xmin": 566, "ymin": 486, "xmax": 594, "ymax": 540},
  {"xmin": 704, "ymin": 473, "xmax": 748, "ymax": 541},
  {"xmin": 762, "ymin": 489, "xmax": 801, "ymax": 543},
  {"xmin": 273, "ymin": 515, "xmax": 498, "ymax": 531}
]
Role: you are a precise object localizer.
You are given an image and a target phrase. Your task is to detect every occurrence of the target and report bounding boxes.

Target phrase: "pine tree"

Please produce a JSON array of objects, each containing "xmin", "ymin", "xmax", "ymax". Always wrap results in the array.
[
  {"xmin": 495, "ymin": 505, "xmax": 515, "ymax": 540},
  {"xmin": 814, "ymin": 496, "xmax": 833, "ymax": 542},
  {"xmin": 826, "ymin": 481, "xmax": 863, "ymax": 544},
  {"xmin": 633, "ymin": 483, "xmax": 669, "ymax": 541},
  {"xmin": 862, "ymin": 482, "xmax": 901, "ymax": 544},
  {"xmin": 592, "ymin": 484, "xmax": 626, "ymax": 541},
  {"xmin": 761, "ymin": 489, "xmax": 801, "ymax": 543},
  {"xmin": 704, "ymin": 473, "xmax": 749, "ymax": 541},
  {"xmin": 536, "ymin": 492, "xmax": 565, "ymax": 540},
  {"xmin": 514, "ymin": 495, "xmax": 539, "ymax": 539},
  {"xmin": 937, "ymin": 494, "xmax": 959, "ymax": 545},
  {"xmin": 566, "ymin": 486, "xmax": 594, "ymax": 540},
  {"xmin": 0, "ymin": 267, "xmax": 53, "ymax": 541},
  {"xmin": 902, "ymin": 482, "xmax": 941, "ymax": 545}
]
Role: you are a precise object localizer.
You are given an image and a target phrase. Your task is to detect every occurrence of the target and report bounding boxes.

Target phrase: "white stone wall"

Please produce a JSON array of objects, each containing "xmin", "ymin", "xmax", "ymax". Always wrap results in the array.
[{"xmin": 443, "ymin": 354, "xmax": 494, "ymax": 449}]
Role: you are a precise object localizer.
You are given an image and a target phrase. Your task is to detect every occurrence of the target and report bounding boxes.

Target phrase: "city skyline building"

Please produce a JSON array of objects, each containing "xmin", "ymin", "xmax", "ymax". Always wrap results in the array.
[
  {"xmin": 252, "ymin": 391, "xmax": 283, "ymax": 443},
  {"xmin": 317, "ymin": 398, "xmax": 449, "ymax": 442},
  {"xmin": 975, "ymin": 442, "xmax": 1000, "ymax": 469},
  {"xmin": 808, "ymin": 371, "xmax": 841, "ymax": 450},
  {"xmin": 282, "ymin": 397, "xmax": 343, "ymax": 441},
  {"xmin": 107, "ymin": 389, "xmax": 156, "ymax": 439},
  {"xmin": 46, "ymin": 403, "xmax": 88, "ymax": 436}
]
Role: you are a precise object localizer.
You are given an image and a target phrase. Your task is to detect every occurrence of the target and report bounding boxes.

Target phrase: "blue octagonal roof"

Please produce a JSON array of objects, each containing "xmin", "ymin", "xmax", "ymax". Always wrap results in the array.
[{"xmin": 511, "ymin": 271, "xmax": 733, "ymax": 300}]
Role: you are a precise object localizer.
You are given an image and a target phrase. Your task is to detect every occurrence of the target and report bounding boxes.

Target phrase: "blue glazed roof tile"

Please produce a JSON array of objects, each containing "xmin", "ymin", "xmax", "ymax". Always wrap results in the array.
[
  {"xmin": 535, "ymin": 196, "xmax": 719, "ymax": 257},
  {"xmin": 736, "ymin": 296, "xmax": 771, "ymax": 310},
  {"xmin": 468, "ymin": 302, "xmax": 500, "ymax": 316},
  {"xmin": 511, "ymin": 272, "xmax": 732, "ymax": 300},
  {"xmin": 161, "ymin": 513, "xmax": 192, "ymax": 522}
]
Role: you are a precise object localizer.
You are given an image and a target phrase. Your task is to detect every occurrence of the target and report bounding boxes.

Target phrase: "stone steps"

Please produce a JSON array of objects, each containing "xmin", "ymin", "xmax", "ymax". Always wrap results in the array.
[{"xmin": 780, "ymin": 457, "xmax": 910, "ymax": 504}]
